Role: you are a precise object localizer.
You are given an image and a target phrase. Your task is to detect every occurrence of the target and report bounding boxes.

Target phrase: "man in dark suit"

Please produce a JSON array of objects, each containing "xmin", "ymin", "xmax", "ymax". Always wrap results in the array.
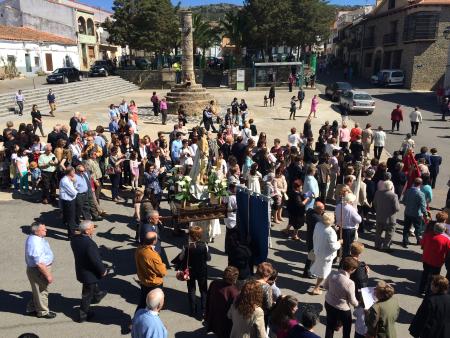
[
  {"xmin": 129, "ymin": 127, "xmax": 140, "ymax": 151},
  {"xmin": 47, "ymin": 125, "xmax": 61, "ymax": 149},
  {"xmin": 231, "ymin": 136, "xmax": 246, "ymax": 168},
  {"xmin": 70, "ymin": 220, "xmax": 107, "ymax": 322}
]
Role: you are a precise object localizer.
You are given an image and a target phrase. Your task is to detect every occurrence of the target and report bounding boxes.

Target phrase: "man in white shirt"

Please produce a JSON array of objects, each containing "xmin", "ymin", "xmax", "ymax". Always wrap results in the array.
[
  {"xmin": 409, "ymin": 106, "xmax": 423, "ymax": 136},
  {"xmin": 287, "ymin": 127, "xmax": 302, "ymax": 148},
  {"xmin": 59, "ymin": 167, "xmax": 78, "ymax": 237},
  {"xmin": 25, "ymin": 222, "xmax": 56, "ymax": 319},
  {"xmin": 335, "ymin": 193, "xmax": 362, "ymax": 257},
  {"xmin": 325, "ymin": 138, "xmax": 340, "ymax": 157},
  {"xmin": 15, "ymin": 89, "xmax": 24, "ymax": 116}
]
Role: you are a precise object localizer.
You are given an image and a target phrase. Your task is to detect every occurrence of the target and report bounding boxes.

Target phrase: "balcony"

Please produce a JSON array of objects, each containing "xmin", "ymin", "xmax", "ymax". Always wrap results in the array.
[
  {"xmin": 383, "ymin": 33, "xmax": 398, "ymax": 46},
  {"xmin": 363, "ymin": 37, "xmax": 375, "ymax": 48}
]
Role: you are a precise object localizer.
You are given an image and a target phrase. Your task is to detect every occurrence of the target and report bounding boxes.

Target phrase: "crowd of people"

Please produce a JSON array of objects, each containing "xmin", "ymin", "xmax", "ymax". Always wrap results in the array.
[{"xmin": 2, "ymin": 85, "xmax": 450, "ymax": 338}]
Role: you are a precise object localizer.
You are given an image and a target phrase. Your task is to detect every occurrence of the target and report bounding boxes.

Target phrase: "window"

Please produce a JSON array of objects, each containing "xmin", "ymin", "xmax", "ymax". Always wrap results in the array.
[
  {"xmin": 34, "ymin": 56, "xmax": 40, "ymax": 67},
  {"xmin": 364, "ymin": 53, "xmax": 373, "ymax": 67},
  {"xmin": 388, "ymin": 0, "xmax": 395, "ymax": 10},
  {"xmin": 86, "ymin": 18, "xmax": 95, "ymax": 36},
  {"xmin": 78, "ymin": 17, "xmax": 86, "ymax": 35},
  {"xmin": 403, "ymin": 12, "xmax": 439, "ymax": 41}
]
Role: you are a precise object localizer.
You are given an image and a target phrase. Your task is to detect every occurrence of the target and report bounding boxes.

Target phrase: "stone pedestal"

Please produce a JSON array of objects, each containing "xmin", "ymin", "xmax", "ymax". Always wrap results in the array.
[
  {"xmin": 166, "ymin": 84, "xmax": 215, "ymax": 116},
  {"xmin": 166, "ymin": 10, "xmax": 215, "ymax": 116}
]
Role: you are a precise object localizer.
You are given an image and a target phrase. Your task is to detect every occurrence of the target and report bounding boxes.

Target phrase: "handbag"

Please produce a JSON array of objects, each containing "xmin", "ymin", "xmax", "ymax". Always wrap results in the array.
[{"xmin": 175, "ymin": 244, "xmax": 190, "ymax": 281}]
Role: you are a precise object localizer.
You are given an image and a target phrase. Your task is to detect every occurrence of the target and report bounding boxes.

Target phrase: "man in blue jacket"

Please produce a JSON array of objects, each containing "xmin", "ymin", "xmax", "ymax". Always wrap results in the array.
[{"xmin": 402, "ymin": 177, "xmax": 428, "ymax": 248}]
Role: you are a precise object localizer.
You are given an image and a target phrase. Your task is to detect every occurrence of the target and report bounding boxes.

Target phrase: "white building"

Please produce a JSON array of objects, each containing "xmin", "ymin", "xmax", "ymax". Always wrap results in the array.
[{"xmin": 0, "ymin": 25, "xmax": 78, "ymax": 76}]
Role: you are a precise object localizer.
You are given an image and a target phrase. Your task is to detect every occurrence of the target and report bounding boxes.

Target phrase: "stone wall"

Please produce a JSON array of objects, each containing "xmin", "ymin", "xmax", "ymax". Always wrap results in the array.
[{"xmin": 117, "ymin": 69, "xmax": 208, "ymax": 89}]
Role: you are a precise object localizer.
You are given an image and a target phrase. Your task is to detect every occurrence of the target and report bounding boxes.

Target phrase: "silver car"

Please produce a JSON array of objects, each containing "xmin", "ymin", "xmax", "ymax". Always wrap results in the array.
[{"xmin": 339, "ymin": 90, "xmax": 375, "ymax": 115}]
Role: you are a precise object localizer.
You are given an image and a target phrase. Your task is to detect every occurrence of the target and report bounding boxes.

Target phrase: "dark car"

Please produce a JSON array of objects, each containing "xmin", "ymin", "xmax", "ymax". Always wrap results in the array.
[
  {"xmin": 46, "ymin": 67, "xmax": 83, "ymax": 84},
  {"xmin": 134, "ymin": 57, "xmax": 151, "ymax": 70},
  {"xmin": 89, "ymin": 60, "xmax": 116, "ymax": 77},
  {"xmin": 325, "ymin": 81, "xmax": 352, "ymax": 101}
]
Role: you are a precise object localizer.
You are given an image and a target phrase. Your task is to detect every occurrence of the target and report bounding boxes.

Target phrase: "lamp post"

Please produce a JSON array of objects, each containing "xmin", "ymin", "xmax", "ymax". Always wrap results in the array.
[{"xmin": 444, "ymin": 26, "xmax": 450, "ymax": 89}]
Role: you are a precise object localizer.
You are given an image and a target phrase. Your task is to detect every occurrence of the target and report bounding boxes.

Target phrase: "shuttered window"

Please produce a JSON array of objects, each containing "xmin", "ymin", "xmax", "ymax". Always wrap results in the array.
[{"xmin": 403, "ymin": 12, "xmax": 439, "ymax": 41}]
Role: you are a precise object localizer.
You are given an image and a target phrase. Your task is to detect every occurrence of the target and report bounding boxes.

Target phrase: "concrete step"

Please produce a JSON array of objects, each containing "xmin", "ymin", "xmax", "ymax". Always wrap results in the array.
[
  {"xmin": 1, "ymin": 76, "xmax": 137, "ymax": 101},
  {"xmin": 0, "ymin": 80, "xmax": 139, "ymax": 118}
]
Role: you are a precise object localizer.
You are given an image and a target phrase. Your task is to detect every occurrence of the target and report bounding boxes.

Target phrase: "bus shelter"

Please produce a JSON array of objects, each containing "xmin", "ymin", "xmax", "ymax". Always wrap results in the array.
[{"xmin": 252, "ymin": 61, "xmax": 304, "ymax": 88}]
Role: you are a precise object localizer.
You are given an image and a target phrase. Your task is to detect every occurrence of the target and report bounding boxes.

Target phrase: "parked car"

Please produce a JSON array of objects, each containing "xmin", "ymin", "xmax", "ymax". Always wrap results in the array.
[
  {"xmin": 370, "ymin": 69, "xmax": 404, "ymax": 86},
  {"xmin": 46, "ymin": 67, "xmax": 83, "ymax": 84},
  {"xmin": 339, "ymin": 90, "xmax": 375, "ymax": 115},
  {"xmin": 325, "ymin": 81, "xmax": 352, "ymax": 101},
  {"xmin": 89, "ymin": 60, "xmax": 116, "ymax": 77},
  {"xmin": 134, "ymin": 57, "xmax": 152, "ymax": 70}
]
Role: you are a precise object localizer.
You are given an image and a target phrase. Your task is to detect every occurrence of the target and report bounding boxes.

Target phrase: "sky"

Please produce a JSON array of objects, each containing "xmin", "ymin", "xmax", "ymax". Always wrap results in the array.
[{"xmin": 83, "ymin": 0, "xmax": 372, "ymax": 11}]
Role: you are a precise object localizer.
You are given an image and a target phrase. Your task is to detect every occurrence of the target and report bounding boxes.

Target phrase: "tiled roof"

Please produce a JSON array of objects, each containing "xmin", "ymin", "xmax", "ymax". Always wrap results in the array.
[{"xmin": 0, "ymin": 26, "xmax": 77, "ymax": 45}]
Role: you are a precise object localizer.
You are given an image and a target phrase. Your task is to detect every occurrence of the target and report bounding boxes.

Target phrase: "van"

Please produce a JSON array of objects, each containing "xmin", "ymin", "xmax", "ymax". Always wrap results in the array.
[{"xmin": 370, "ymin": 69, "xmax": 404, "ymax": 87}]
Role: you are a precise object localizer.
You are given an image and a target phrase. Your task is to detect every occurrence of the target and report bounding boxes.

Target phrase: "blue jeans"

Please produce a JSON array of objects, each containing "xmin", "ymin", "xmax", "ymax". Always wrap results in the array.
[
  {"xmin": 402, "ymin": 214, "xmax": 423, "ymax": 244},
  {"xmin": 110, "ymin": 173, "xmax": 120, "ymax": 199}
]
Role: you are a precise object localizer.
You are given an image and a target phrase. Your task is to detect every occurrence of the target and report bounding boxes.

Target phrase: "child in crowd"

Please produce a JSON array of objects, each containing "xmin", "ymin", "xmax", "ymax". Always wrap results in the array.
[
  {"xmin": 263, "ymin": 95, "xmax": 268, "ymax": 107},
  {"xmin": 130, "ymin": 151, "xmax": 140, "ymax": 190},
  {"xmin": 249, "ymin": 118, "xmax": 258, "ymax": 138},
  {"xmin": 289, "ymin": 96, "xmax": 297, "ymax": 120},
  {"xmin": 81, "ymin": 116, "xmax": 89, "ymax": 133},
  {"xmin": 133, "ymin": 189, "xmax": 144, "ymax": 241},
  {"xmin": 29, "ymin": 161, "xmax": 41, "ymax": 194},
  {"xmin": 267, "ymin": 268, "xmax": 282, "ymax": 303}
]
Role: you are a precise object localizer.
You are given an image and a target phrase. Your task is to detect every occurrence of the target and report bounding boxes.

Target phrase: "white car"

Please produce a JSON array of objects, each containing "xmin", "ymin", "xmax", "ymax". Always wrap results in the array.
[
  {"xmin": 371, "ymin": 69, "xmax": 404, "ymax": 87},
  {"xmin": 340, "ymin": 90, "xmax": 375, "ymax": 115}
]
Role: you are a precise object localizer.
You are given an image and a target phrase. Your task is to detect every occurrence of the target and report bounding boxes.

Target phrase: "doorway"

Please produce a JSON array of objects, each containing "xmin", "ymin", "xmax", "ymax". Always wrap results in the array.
[
  {"xmin": 25, "ymin": 53, "xmax": 32, "ymax": 72},
  {"xmin": 45, "ymin": 53, "xmax": 53, "ymax": 72}
]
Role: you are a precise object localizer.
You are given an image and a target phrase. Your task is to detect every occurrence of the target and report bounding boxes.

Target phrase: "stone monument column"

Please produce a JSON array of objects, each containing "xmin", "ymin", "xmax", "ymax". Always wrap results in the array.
[{"xmin": 180, "ymin": 10, "xmax": 196, "ymax": 85}]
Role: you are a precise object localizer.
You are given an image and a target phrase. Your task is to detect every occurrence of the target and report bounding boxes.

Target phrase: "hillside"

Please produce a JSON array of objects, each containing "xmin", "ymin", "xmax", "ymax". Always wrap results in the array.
[{"xmin": 189, "ymin": 3, "xmax": 241, "ymax": 21}]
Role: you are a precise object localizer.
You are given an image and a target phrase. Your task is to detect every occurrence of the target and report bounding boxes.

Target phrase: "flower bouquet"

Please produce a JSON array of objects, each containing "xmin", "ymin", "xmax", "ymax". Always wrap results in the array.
[
  {"xmin": 175, "ymin": 176, "xmax": 192, "ymax": 208},
  {"xmin": 208, "ymin": 172, "xmax": 228, "ymax": 204}
]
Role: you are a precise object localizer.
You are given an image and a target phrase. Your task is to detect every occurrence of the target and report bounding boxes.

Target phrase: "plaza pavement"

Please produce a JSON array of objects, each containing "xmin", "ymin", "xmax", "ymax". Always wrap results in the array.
[{"xmin": 0, "ymin": 86, "xmax": 443, "ymax": 337}]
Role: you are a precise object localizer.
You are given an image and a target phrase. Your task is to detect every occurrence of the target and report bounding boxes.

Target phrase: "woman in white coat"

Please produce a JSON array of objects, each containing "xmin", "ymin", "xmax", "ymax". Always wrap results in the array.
[{"xmin": 310, "ymin": 212, "xmax": 342, "ymax": 295}]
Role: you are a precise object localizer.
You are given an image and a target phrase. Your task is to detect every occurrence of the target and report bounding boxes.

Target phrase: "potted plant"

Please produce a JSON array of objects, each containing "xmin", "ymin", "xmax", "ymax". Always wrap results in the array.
[{"xmin": 208, "ymin": 172, "xmax": 228, "ymax": 204}]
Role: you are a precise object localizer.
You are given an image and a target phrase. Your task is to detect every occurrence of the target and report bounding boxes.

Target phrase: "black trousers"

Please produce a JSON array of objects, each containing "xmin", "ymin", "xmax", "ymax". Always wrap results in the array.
[
  {"xmin": 76, "ymin": 192, "xmax": 91, "ymax": 223},
  {"xmin": 80, "ymin": 283, "xmax": 103, "ymax": 316},
  {"xmin": 136, "ymin": 284, "xmax": 163, "ymax": 313},
  {"xmin": 204, "ymin": 118, "xmax": 217, "ymax": 132},
  {"xmin": 61, "ymin": 199, "xmax": 77, "ymax": 233},
  {"xmin": 288, "ymin": 83, "xmax": 292, "ymax": 92},
  {"xmin": 342, "ymin": 228, "xmax": 356, "ymax": 257},
  {"xmin": 41, "ymin": 171, "xmax": 56, "ymax": 201},
  {"xmin": 430, "ymin": 171, "xmax": 438, "ymax": 189},
  {"xmin": 303, "ymin": 224, "xmax": 315, "ymax": 275},
  {"xmin": 153, "ymin": 102, "xmax": 159, "ymax": 116},
  {"xmin": 325, "ymin": 301, "xmax": 352, "ymax": 338},
  {"xmin": 374, "ymin": 146, "xmax": 383, "ymax": 160},
  {"xmin": 32, "ymin": 122, "xmax": 45, "ymax": 136},
  {"xmin": 411, "ymin": 121, "xmax": 419, "ymax": 135},
  {"xmin": 391, "ymin": 120, "xmax": 400, "ymax": 131},
  {"xmin": 419, "ymin": 262, "xmax": 441, "ymax": 294},
  {"xmin": 187, "ymin": 276, "xmax": 207, "ymax": 314}
]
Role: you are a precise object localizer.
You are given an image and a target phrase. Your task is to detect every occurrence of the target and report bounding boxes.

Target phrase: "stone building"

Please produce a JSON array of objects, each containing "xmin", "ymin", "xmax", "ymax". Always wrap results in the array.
[{"xmin": 336, "ymin": 0, "xmax": 450, "ymax": 90}]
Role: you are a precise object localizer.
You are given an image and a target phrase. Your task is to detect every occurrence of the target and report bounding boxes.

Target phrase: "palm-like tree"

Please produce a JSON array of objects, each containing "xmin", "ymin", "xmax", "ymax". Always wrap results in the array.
[
  {"xmin": 220, "ymin": 11, "xmax": 245, "ymax": 65},
  {"xmin": 192, "ymin": 14, "xmax": 220, "ymax": 68}
]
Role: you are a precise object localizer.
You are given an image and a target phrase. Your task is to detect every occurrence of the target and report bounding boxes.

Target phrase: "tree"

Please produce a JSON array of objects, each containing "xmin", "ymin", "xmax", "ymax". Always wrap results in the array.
[
  {"xmin": 103, "ymin": 0, "xmax": 179, "ymax": 54},
  {"xmin": 219, "ymin": 10, "xmax": 247, "ymax": 65},
  {"xmin": 193, "ymin": 14, "xmax": 221, "ymax": 68},
  {"xmin": 242, "ymin": 0, "xmax": 290, "ymax": 60}
]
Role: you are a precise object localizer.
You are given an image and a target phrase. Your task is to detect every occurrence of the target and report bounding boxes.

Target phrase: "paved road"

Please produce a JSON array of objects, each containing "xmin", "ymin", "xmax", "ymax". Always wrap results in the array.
[
  {"xmin": 0, "ymin": 87, "xmax": 444, "ymax": 338},
  {"xmin": 316, "ymin": 72, "xmax": 449, "ymax": 207}
]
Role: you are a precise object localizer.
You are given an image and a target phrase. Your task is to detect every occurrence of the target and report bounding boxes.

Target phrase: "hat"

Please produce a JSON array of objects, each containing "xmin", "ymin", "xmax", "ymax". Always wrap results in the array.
[
  {"xmin": 434, "ymin": 223, "xmax": 446, "ymax": 234},
  {"xmin": 344, "ymin": 193, "xmax": 356, "ymax": 203}
]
